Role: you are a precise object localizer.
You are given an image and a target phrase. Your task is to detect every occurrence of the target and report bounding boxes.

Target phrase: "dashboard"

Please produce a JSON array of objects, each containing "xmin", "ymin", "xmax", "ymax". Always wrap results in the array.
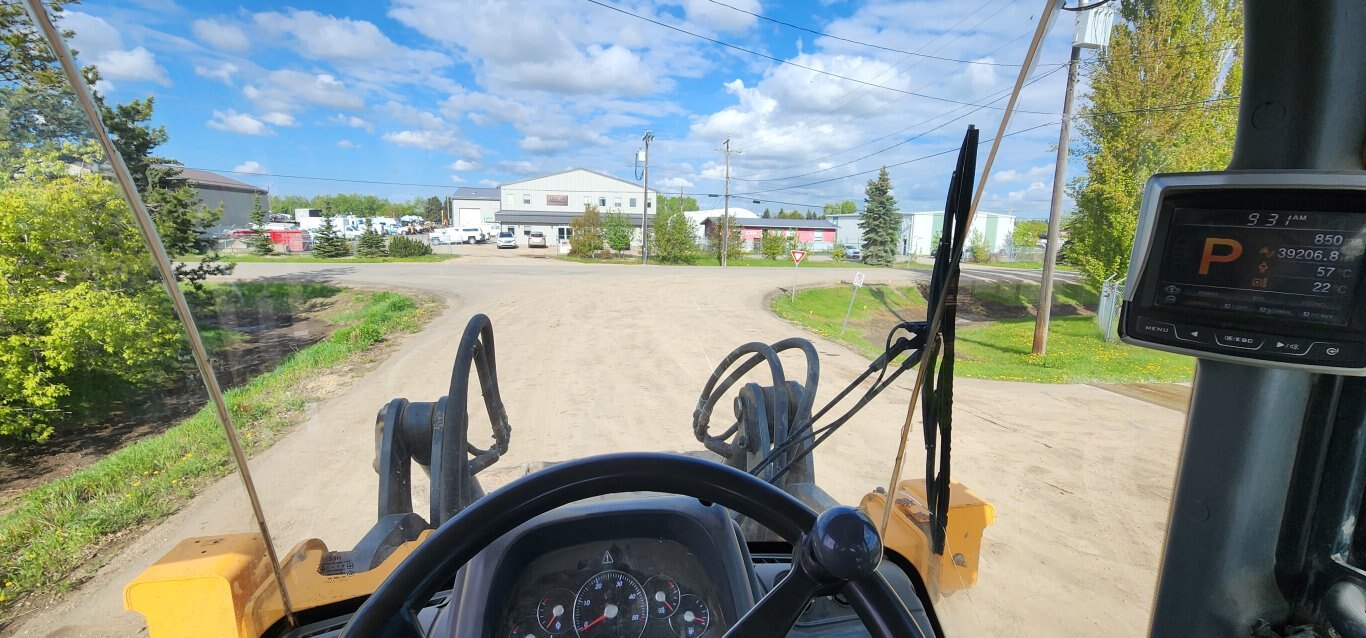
[
  {"xmin": 280, "ymin": 495, "xmax": 937, "ymax": 638},
  {"xmin": 500, "ymin": 538, "xmax": 724, "ymax": 637}
]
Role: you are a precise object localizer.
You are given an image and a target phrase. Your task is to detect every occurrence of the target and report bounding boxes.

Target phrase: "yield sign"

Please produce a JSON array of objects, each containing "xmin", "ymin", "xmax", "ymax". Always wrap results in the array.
[{"xmin": 790, "ymin": 250, "xmax": 807, "ymax": 264}]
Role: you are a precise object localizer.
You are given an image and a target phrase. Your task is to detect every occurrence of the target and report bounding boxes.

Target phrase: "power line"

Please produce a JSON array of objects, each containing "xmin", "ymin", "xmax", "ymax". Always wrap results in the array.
[
  {"xmin": 764, "ymin": 0, "xmax": 1031, "ymax": 142},
  {"xmin": 582, "ymin": 0, "xmax": 1057, "ymax": 115},
  {"xmin": 732, "ymin": 64, "xmax": 1069, "ymax": 183},
  {"xmin": 703, "ymin": 0, "xmax": 1031, "ymax": 66}
]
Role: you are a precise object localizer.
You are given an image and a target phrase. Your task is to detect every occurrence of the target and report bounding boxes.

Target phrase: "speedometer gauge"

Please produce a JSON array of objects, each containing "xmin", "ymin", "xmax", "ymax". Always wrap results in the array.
[{"xmin": 573, "ymin": 570, "xmax": 648, "ymax": 637}]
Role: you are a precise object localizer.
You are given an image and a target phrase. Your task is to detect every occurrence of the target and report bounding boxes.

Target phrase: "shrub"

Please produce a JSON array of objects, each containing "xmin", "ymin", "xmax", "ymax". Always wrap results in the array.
[
  {"xmin": 569, "ymin": 206, "xmax": 605, "ymax": 257},
  {"xmin": 967, "ymin": 230, "xmax": 991, "ymax": 263},
  {"xmin": 832, "ymin": 244, "xmax": 847, "ymax": 261},
  {"xmin": 388, "ymin": 235, "xmax": 432, "ymax": 257}
]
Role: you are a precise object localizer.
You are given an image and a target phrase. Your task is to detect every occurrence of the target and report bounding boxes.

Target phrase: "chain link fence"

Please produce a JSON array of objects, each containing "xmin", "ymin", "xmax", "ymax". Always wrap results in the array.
[{"xmin": 1097, "ymin": 276, "xmax": 1124, "ymax": 341}]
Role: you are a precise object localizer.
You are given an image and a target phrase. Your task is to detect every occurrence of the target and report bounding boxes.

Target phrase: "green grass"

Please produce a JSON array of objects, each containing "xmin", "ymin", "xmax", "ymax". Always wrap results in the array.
[
  {"xmin": 972, "ymin": 260, "xmax": 1077, "ymax": 271},
  {"xmin": 772, "ymin": 283, "xmax": 1193, "ymax": 384},
  {"xmin": 198, "ymin": 327, "xmax": 246, "ymax": 353},
  {"xmin": 966, "ymin": 281, "xmax": 1098, "ymax": 312},
  {"xmin": 221, "ymin": 253, "xmax": 456, "ymax": 264},
  {"xmin": 559, "ymin": 254, "xmax": 871, "ymax": 268},
  {"xmin": 0, "ymin": 286, "xmax": 434, "ymax": 613}
]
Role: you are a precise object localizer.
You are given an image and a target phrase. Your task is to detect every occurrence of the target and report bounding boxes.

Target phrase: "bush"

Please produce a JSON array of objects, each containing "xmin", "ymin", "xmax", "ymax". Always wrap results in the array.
[
  {"xmin": 832, "ymin": 244, "xmax": 847, "ymax": 261},
  {"xmin": 650, "ymin": 206, "xmax": 699, "ymax": 264},
  {"xmin": 760, "ymin": 230, "xmax": 786, "ymax": 260},
  {"xmin": 569, "ymin": 206, "xmax": 605, "ymax": 257},
  {"xmin": 967, "ymin": 230, "xmax": 991, "ymax": 263},
  {"xmin": 388, "ymin": 235, "xmax": 432, "ymax": 257}
]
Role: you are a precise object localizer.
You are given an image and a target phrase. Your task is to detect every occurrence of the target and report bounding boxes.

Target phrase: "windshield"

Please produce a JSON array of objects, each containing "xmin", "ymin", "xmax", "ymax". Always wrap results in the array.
[{"xmin": 2, "ymin": 0, "xmax": 1240, "ymax": 636}]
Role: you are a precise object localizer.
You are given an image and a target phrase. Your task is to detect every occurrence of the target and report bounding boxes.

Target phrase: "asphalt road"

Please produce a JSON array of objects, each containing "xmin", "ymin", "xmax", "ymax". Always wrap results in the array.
[{"xmin": 14, "ymin": 253, "xmax": 1177, "ymax": 637}]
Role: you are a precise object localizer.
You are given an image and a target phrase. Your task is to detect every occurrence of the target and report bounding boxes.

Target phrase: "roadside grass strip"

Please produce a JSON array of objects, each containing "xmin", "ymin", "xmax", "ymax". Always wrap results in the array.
[{"xmin": 0, "ymin": 285, "xmax": 433, "ymax": 616}]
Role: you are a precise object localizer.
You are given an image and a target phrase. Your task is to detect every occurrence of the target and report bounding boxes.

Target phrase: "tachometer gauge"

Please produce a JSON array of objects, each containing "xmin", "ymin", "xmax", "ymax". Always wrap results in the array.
[
  {"xmin": 537, "ymin": 588, "xmax": 575, "ymax": 634},
  {"xmin": 573, "ymin": 570, "xmax": 648, "ymax": 637},
  {"xmin": 509, "ymin": 616, "xmax": 549, "ymax": 638},
  {"xmin": 643, "ymin": 575, "xmax": 682, "ymax": 618},
  {"xmin": 669, "ymin": 594, "xmax": 710, "ymax": 637}
]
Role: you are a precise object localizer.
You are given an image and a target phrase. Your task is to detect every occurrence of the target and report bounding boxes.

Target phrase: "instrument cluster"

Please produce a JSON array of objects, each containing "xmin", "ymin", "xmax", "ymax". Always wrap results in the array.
[{"xmin": 502, "ymin": 538, "xmax": 723, "ymax": 638}]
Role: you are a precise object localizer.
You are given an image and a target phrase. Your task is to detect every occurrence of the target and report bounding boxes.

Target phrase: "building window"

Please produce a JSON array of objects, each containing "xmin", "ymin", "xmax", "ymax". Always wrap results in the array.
[
  {"xmin": 558, "ymin": 227, "xmax": 573, "ymax": 241},
  {"xmin": 814, "ymin": 230, "xmax": 824, "ymax": 241},
  {"xmin": 583, "ymin": 195, "xmax": 591, "ymax": 208},
  {"xmin": 522, "ymin": 193, "xmax": 531, "ymax": 205},
  {"xmin": 630, "ymin": 197, "xmax": 637, "ymax": 208},
  {"xmin": 614, "ymin": 197, "xmax": 622, "ymax": 209},
  {"xmin": 599, "ymin": 197, "xmax": 607, "ymax": 207}
]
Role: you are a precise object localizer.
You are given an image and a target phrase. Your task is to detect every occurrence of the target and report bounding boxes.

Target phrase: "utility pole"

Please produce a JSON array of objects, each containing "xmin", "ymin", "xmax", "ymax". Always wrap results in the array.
[
  {"xmin": 1032, "ymin": 4, "xmax": 1116, "ymax": 355},
  {"xmin": 640, "ymin": 130, "xmax": 654, "ymax": 264},
  {"xmin": 719, "ymin": 139, "xmax": 738, "ymax": 267}
]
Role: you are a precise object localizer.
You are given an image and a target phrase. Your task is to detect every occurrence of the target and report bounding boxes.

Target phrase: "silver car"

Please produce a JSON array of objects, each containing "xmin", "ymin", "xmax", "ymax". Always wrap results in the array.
[{"xmin": 496, "ymin": 232, "xmax": 518, "ymax": 249}]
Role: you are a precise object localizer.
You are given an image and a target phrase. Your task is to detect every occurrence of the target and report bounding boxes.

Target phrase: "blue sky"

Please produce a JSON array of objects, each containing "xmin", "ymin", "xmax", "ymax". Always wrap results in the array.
[{"xmin": 64, "ymin": 0, "xmax": 1092, "ymax": 218}]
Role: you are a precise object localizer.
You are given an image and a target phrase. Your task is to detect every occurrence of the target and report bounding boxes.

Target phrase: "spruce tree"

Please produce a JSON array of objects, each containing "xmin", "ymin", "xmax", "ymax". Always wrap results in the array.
[
  {"xmin": 859, "ymin": 166, "xmax": 899, "ymax": 267},
  {"xmin": 355, "ymin": 217, "xmax": 388, "ymax": 257},
  {"xmin": 246, "ymin": 194, "xmax": 274, "ymax": 256},
  {"xmin": 313, "ymin": 212, "xmax": 351, "ymax": 258}
]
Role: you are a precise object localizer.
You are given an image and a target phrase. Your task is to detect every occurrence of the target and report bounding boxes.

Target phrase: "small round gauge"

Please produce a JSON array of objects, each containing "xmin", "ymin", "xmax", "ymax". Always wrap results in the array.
[
  {"xmin": 572, "ymin": 570, "xmax": 648, "ymax": 637},
  {"xmin": 536, "ymin": 587, "xmax": 575, "ymax": 634},
  {"xmin": 508, "ymin": 616, "xmax": 549, "ymax": 638},
  {"xmin": 669, "ymin": 594, "xmax": 711, "ymax": 638},
  {"xmin": 643, "ymin": 576, "xmax": 682, "ymax": 619}
]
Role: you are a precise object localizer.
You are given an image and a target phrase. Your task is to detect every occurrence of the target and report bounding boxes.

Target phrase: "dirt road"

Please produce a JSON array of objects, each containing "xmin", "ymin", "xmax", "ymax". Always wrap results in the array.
[{"xmin": 13, "ymin": 253, "xmax": 1184, "ymax": 636}]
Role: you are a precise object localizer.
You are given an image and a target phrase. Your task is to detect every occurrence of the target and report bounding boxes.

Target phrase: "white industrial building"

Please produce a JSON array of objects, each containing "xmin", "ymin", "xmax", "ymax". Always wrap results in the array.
[
  {"xmin": 449, "ymin": 187, "xmax": 501, "ymax": 228},
  {"xmin": 827, "ymin": 210, "xmax": 1016, "ymax": 256},
  {"xmin": 448, "ymin": 168, "xmax": 658, "ymax": 246}
]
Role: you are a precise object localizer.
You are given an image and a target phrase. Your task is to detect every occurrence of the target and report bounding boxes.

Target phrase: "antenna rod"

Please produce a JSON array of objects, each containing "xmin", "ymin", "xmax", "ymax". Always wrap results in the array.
[
  {"xmin": 879, "ymin": 0, "xmax": 1065, "ymax": 536},
  {"xmin": 22, "ymin": 0, "xmax": 297, "ymax": 626}
]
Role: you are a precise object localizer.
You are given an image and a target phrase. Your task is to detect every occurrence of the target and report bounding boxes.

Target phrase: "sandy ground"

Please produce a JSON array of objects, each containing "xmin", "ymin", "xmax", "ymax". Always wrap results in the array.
[{"xmin": 10, "ymin": 251, "xmax": 1178, "ymax": 637}]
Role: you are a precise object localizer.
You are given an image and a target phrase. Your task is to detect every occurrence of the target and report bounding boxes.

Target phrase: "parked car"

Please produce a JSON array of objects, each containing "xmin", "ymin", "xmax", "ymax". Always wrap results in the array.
[
  {"xmin": 496, "ymin": 231, "xmax": 518, "ymax": 249},
  {"xmin": 843, "ymin": 244, "xmax": 862, "ymax": 261},
  {"xmin": 528, "ymin": 231, "xmax": 547, "ymax": 248}
]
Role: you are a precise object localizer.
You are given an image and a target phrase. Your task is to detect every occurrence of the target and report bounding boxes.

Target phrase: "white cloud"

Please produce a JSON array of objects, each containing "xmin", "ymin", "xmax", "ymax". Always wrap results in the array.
[
  {"xmin": 207, "ymin": 109, "xmax": 273, "ymax": 136},
  {"xmin": 329, "ymin": 114, "xmax": 372, "ymax": 131},
  {"xmin": 244, "ymin": 71, "xmax": 363, "ymax": 113},
  {"xmin": 192, "ymin": 18, "xmax": 250, "ymax": 53},
  {"xmin": 496, "ymin": 160, "xmax": 539, "ymax": 176},
  {"xmin": 253, "ymin": 9, "xmax": 450, "ymax": 84},
  {"xmin": 1007, "ymin": 181, "xmax": 1050, "ymax": 202},
  {"xmin": 194, "ymin": 61, "xmax": 238, "ymax": 84},
  {"xmin": 519, "ymin": 136, "xmax": 571, "ymax": 154},
  {"xmin": 449, "ymin": 160, "xmax": 478, "ymax": 171},
  {"xmin": 449, "ymin": 175, "xmax": 466, "ymax": 184},
  {"xmin": 478, "ymin": 179, "xmax": 500, "ymax": 187},
  {"xmin": 679, "ymin": 0, "xmax": 761, "ymax": 33},
  {"xmin": 381, "ymin": 101, "xmax": 446, "ymax": 130},
  {"xmin": 260, "ymin": 112, "xmax": 297, "ymax": 127},
  {"xmin": 658, "ymin": 176, "xmax": 695, "ymax": 190},
  {"xmin": 233, "ymin": 160, "xmax": 266, "ymax": 174},
  {"xmin": 63, "ymin": 13, "xmax": 170, "ymax": 86},
  {"xmin": 382, "ymin": 129, "xmax": 481, "ymax": 157},
  {"xmin": 337, "ymin": 139, "xmax": 359, "ymax": 149}
]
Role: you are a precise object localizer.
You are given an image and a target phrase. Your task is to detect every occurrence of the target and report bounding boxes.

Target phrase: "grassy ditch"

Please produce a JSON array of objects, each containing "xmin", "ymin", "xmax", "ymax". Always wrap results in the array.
[
  {"xmin": 0, "ymin": 284, "xmax": 433, "ymax": 615},
  {"xmin": 557, "ymin": 254, "xmax": 868, "ymax": 268},
  {"xmin": 772, "ymin": 282, "xmax": 1193, "ymax": 384},
  {"xmin": 222, "ymin": 253, "xmax": 456, "ymax": 264}
]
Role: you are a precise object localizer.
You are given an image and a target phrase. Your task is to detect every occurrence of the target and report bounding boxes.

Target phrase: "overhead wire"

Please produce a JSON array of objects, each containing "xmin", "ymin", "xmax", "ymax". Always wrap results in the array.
[
  {"xmin": 582, "ymin": 0, "xmax": 1057, "ymax": 114},
  {"xmin": 702, "ymin": 0, "xmax": 1031, "ymax": 66}
]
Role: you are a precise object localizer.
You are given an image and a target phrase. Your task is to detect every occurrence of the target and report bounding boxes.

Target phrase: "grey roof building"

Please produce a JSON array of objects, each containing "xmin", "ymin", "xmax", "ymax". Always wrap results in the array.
[{"xmin": 171, "ymin": 167, "xmax": 268, "ymax": 234}]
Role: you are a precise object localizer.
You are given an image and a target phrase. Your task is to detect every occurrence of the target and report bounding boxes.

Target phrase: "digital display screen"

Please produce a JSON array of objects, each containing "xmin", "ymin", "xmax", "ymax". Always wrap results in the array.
[{"xmin": 1155, "ymin": 208, "xmax": 1366, "ymax": 325}]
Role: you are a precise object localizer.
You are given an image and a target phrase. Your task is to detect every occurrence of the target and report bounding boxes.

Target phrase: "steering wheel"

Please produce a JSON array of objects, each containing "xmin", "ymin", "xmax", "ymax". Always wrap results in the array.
[{"xmin": 340, "ymin": 453, "xmax": 931, "ymax": 637}]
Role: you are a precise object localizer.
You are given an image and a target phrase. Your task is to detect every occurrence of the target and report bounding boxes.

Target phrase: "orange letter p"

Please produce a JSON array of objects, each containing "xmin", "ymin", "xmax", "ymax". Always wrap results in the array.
[{"xmin": 1198, "ymin": 237, "xmax": 1243, "ymax": 275}]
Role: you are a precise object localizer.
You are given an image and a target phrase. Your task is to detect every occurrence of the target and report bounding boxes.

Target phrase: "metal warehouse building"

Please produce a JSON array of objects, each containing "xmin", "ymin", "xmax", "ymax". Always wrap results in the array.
[
  {"xmin": 470, "ymin": 168, "xmax": 659, "ymax": 247},
  {"xmin": 827, "ymin": 210, "xmax": 1016, "ymax": 256},
  {"xmin": 174, "ymin": 167, "xmax": 268, "ymax": 235}
]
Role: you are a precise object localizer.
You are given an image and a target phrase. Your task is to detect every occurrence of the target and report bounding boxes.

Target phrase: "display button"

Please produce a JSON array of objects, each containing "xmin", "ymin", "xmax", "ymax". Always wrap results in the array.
[
  {"xmin": 1213, "ymin": 330, "xmax": 1266, "ymax": 351},
  {"xmin": 1267, "ymin": 337, "xmax": 1314, "ymax": 356},
  {"xmin": 1134, "ymin": 317, "xmax": 1177, "ymax": 340},
  {"xmin": 1307, "ymin": 342, "xmax": 1361, "ymax": 361},
  {"xmin": 1173, "ymin": 325, "xmax": 1213, "ymax": 344}
]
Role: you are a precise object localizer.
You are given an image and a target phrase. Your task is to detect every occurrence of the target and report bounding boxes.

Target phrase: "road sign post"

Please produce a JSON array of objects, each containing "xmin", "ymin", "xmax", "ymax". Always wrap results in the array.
[
  {"xmin": 790, "ymin": 250, "xmax": 807, "ymax": 301},
  {"xmin": 841, "ymin": 271, "xmax": 866, "ymax": 336}
]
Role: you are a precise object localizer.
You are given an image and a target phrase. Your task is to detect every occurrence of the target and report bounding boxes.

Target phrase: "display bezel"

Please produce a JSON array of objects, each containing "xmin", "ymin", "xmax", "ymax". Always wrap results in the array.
[{"xmin": 1138, "ymin": 188, "xmax": 1366, "ymax": 336}]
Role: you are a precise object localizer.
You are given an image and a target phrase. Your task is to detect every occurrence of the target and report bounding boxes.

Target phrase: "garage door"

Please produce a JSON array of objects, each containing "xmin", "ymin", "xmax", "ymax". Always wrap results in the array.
[{"xmin": 458, "ymin": 208, "xmax": 482, "ymax": 227}]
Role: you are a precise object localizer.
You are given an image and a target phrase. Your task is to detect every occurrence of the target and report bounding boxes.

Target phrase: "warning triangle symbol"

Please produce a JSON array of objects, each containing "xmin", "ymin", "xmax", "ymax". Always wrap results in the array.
[{"xmin": 601, "ymin": 550, "xmax": 613, "ymax": 564}]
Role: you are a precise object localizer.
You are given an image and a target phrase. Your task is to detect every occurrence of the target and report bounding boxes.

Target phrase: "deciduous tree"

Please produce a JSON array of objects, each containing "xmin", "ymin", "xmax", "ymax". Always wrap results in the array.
[
  {"xmin": 649, "ymin": 205, "xmax": 698, "ymax": 264},
  {"xmin": 1068, "ymin": 0, "xmax": 1242, "ymax": 286},
  {"xmin": 603, "ymin": 209, "xmax": 633, "ymax": 255},
  {"xmin": 569, "ymin": 205, "xmax": 605, "ymax": 257}
]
